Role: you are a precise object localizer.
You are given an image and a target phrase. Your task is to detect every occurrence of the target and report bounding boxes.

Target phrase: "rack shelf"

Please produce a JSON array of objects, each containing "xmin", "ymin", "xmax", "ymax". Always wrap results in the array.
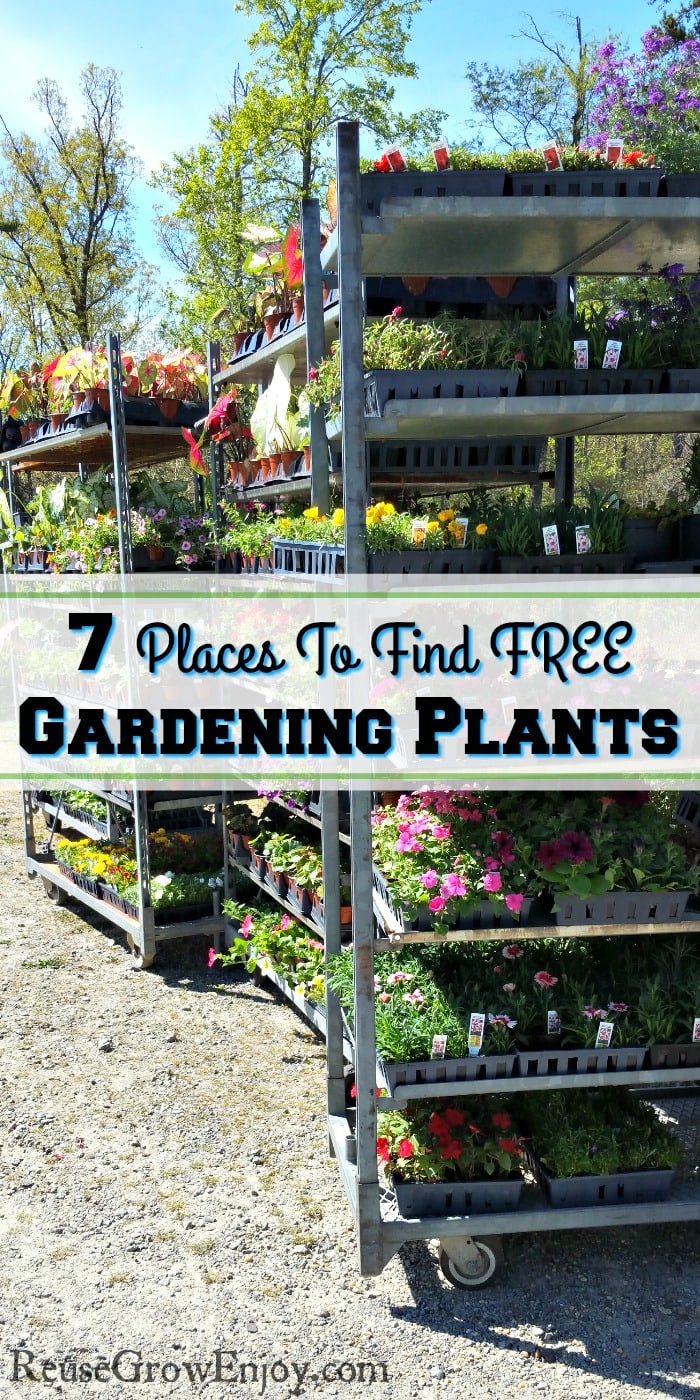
[
  {"xmin": 214, "ymin": 303, "xmax": 340, "ymax": 388},
  {"xmin": 1, "ymin": 423, "xmax": 192, "ymax": 473},
  {"xmin": 326, "ymin": 392, "xmax": 700, "ymax": 443},
  {"xmin": 321, "ymin": 195, "xmax": 700, "ymax": 278}
]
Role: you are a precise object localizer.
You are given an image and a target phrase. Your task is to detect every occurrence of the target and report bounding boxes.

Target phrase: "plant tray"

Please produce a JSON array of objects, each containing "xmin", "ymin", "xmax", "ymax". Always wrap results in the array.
[
  {"xmin": 515, "ymin": 1045, "xmax": 647, "ymax": 1077},
  {"xmin": 535, "ymin": 1162, "xmax": 675, "ymax": 1208},
  {"xmin": 228, "ymin": 832, "xmax": 252, "ymax": 866},
  {"xmin": 364, "ymin": 368, "xmax": 520, "ymax": 416},
  {"xmin": 98, "ymin": 883, "xmax": 138, "ymax": 919},
  {"xmin": 360, "ymin": 169, "xmax": 507, "ymax": 214},
  {"xmin": 523, "ymin": 367, "xmax": 667, "ymax": 396},
  {"xmin": 367, "ymin": 548, "xmax": 495, "ymax": 575},
  {"xmin": 58, "ymin": 802, "xmax": 111, "ymax": 838},
  {"xmin": 332, "ymin": 438, "xmax": 547, "ymax": 480},
  {"xmin": 286, "ymin": 878, "xmax": 313, "ymax": 916},
  {"xmin": 155, "ymin": 902, "xmax": 212, "ymax": 927},
  {"xmin": 510, "ymin": 169, "xmax": 663, "ymax": 198},
  {"xmin": 263, "ymin": 866, "xmax": 289, "ymax": 900},
  {"xmin": 272, "ymin": 539, "xmax": 344, "ymax": 577},
  {"xmin": 393, "ymin": 1174, "xmax": 522, "ymax": 1220},
  {"xmin": 498, "ymin": 553, "xmax": 633, "ymax": 574},
  {"xmin": 647, "ymin": 1042, "xmax": 700, "ymax": 1069},
  {"xmin": 372, "ymin": 865, "xmax": 532, "ymax": 932},
  {"xmin": 665, "ymin": 368, "xmax": 700, "ymax": 393},
  {"xmin": 381, "ymin": 1054, "xmax": 516, "ymax": 1090},
  {"xmin": 554, "ymin": 889, "xmax": 692, "ymax": 926}
]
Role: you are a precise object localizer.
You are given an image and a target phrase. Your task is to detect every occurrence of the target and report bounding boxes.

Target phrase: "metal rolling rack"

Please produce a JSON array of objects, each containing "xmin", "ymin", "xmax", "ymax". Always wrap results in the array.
[
  {"xmin": 319, "ymin": 120, "xmax": 700, "ymax": 1287},
  {"xmin": 1, "ymin": 334, "xmax": 227, "ymax": 969}
]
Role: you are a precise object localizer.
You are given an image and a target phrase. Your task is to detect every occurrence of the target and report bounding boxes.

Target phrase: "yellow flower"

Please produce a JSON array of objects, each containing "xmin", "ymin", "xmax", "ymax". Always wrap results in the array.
[
  {"xmin": 426, "ymin": 520, "xmax": 439, "ymax": 533},
  {"xmin": 447, "ymin": 519, "xmax": 464, "ymax": 537},
  {"xmin": 332, "ymin": 508, "xmax": 345, "ymax": 526},
  {"xmin": 303, "ymin": 506, "xmax": 320, "ymax": 520},
  {"xmin": 438, "ymin": 509, "xmax": 455, "ymax": 522},
  {"xmin": 277, "ymin": 517, "xmax": 291, "ymax": 532},
  {"xmin": 475, "ymin": 522, "xmax": 488, "ymax": 536}
]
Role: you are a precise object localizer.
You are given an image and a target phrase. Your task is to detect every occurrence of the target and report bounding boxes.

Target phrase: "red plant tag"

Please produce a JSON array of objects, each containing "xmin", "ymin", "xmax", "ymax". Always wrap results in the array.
[
  {"xmin": 433, "ymin": 142, "xmax": 450, "ymax": 171},
  {"xmin": 541, "ymin": 143, "xmax": 563, "ymax": 172},
  {"xmin": 606, "ymin": 140, "xmax": 624, "ymax": 167},
  {"xmin": 374, "ymin": 152, "xmax": 392, "ymax": 173},
  {"xmin": 386, "ymin": 145, "xmax": 407, "ymax": 173}
]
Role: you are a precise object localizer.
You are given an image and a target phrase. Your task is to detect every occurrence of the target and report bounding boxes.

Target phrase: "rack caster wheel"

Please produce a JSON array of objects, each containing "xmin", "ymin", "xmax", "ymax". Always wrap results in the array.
[
  {"xmin": 438, "ymin": 1235, "xmax": 503, "ymax": 1288},
  {"xmin": 126, "ymin": 934, "xmax": 156, "ymax": 971},
  {"xmin": 41, "ymin": 877, "xmax": 68, "ymax": 906}
]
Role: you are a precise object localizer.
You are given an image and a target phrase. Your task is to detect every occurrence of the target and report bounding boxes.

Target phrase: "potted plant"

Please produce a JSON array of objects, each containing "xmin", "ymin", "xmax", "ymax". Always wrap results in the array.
[
  {"xmin": 377, "ymin": 1097, "xmax": 523, "ymax": 1218},
  {"xmin": 519, "ymin": 1088, "xmax": 682, "ymax": 1207}
]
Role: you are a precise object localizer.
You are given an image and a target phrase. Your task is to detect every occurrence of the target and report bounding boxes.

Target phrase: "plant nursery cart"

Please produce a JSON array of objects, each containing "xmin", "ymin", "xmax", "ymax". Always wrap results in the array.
[
  {"xmin": 310, "ymin": 122, "xmax": 700, "ymax": 1286},
  {"xmin": 1, "ymin": 337, "xmax": 228, "ymax": 969}
]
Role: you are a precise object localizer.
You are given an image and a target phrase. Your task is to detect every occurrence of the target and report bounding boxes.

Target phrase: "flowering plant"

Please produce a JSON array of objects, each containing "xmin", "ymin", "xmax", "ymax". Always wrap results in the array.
[
  {"xmin": 219, "ymin": 896, "xmax": 325, "ymax": 1002},
  {"xmin": 377, "ymin": 1099, "xmax": 522, "ymax": 1184},
  {"xmin": 590, "ymin": 29, "xmax": 700, "ymax": 174},
  {"xmin": 519, "ymin": 1088, "xmax": 683, "ymax": 1177}
]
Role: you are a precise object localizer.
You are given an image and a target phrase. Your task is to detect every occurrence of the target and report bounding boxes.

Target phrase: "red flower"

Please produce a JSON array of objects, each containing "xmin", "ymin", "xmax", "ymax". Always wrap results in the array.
[
  {"xmin": 390, "ymin": 305, "xmax": 403, "ymax": 318},
  {"xmin": 428, "ymin": 1112, "xmax": 448, "ymax": 1138},
  {"xmin": 498, "ymin": 1138, "xmax": 519, "ymax": 1154},
  {"xmin": 467, "ymin": 1121, "xmax": 484, "ymax": 1136},
  {"xmin": 377, "ymin": 1136, "xmax": 390, "ymax": 1162},
  {"xmin": 443, "ymin": 1106, "xmax": 465, "ymax": 1128},
  {"xmin": 440, "ymin": 1139, "xmax": 462, "ymax": 1160},
  {"xmin": 533, "ymin": 970, "xmax": 558, "ymax": 988},
  {"xmin": 491, "ymin": 1111, "xmax": 511, "ymax": 1130},
  {"xmin": 397, "ymin": 1138, "xmax": 414, "ymax": 1159}
]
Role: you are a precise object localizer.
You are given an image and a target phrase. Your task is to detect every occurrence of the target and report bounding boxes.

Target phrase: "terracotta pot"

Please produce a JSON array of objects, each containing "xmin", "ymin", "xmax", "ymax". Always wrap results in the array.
[
  {"xmin": 263, "ymin": 311, "xmax": 284, "ymax": 341},
  {"xmin": 292, "ymin": 292, "xmax": 304, "ymax": 325},
  {"xmin": 88, "ymin": 388, "xmax": 110, "ymax": 412},
  {"xmin": 72, "ymin": 391, "xmax": 86, "ymax": 411},
  {"xmin": 146, "ymin": 544, "xmax": 164, "ymax": 561},
  {"xmin": 260, "ymin": 456, "xmax": 272, "ymax": 480},
  {"xmin": 268, "ymin": 452, "xmax": 282, "ymax": 475},
  {"xmin": 157, "ymin": 397, "xmax": 180, "ymax": 420},
  {"xmin": 302, "ymin": 444, "xmax": 311, "ymax": 473},
  {"xmin": 340, "ymin": 906, "xmax": 352, "ymax": 926},
  {"xmin": 278, "ymin": 449, "xmax": 298, "ymax": 477},
  {"xmin": 233, "ymin": 331, "xmax": 248, "ymax": 355},
  {"xmin": 50, "ymin": 413, "xmax": 66, "ymax": 432}
]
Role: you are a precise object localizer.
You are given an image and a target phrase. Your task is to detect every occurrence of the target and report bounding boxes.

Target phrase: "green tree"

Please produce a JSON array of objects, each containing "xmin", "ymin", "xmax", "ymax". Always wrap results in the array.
[
  {"xmin": 0, "ymin": 65, "xmax": 155, "ymax": 356},
  {"xmin": 154, "ymin": 0, "xmax": 444, "ymax": 342},
  {"xmin": 466, "ymin": 14, "xmax": 602, "ymax": 149},
  {"xmin": 656, "ymin": 0, "xmax": 700, "ymax": 41}
]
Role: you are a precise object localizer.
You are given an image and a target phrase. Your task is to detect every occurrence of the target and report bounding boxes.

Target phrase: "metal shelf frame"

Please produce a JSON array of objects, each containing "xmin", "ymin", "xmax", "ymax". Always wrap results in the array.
[{"xmin": 323, "ymin": 120, "xmax": 700, "ymax": 1281}]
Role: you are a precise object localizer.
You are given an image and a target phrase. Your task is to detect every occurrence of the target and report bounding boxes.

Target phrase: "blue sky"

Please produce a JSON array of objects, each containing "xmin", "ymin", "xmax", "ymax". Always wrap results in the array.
[{"xmin": 0, "ymin": 0, "xmax": 658, "ymax": 285}]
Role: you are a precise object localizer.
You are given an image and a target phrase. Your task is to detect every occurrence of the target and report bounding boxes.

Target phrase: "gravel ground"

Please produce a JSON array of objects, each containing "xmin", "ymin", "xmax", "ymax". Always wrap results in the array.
[{"xmin": 1, "ymin": 789, "xmax": 699, "ymax": 1400}]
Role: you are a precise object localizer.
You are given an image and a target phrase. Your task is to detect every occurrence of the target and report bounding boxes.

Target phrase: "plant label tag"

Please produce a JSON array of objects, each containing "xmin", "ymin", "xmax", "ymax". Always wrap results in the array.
[
  {"xmin": 468, "ymin": 1011, "xmax": 485, "ymax": 1057},
  {"xmin": 547, "ymin": 1010, "xmax": 560, "ymax": 1035},
  {"xmin": 412, "ymin": 518, "xmax": 429, "ymax": 547},
  {"xmin": 453, "ymin": 516, "xmax": 469, "ymax": 546},
  {"xmin": 607, "ymin": 139, "xmax": 624, "ymax": 167},
  {"xmin": 575, "ymin": 524, "xmax": 592, "ymax": 555},
  {"xmin": 542, "ymin": 142, "xmax": 563, "ymax": 171},
  {"xmin": 386, "ymin": 145, "xmax": 407, "ymax": 173},
  {"xmin": 574, "ymin": 339, "xmax": 589, "ymax": 369},
  {"xmin": 596, "ymin": 1021, "xmax": 615, "ymax": 1048},
  {"xmin": 542, "ymin": 523, "xmax": 560, "ymax": 555},
  {"xmin": 433, "ymin": 142, "xmax": 450, "ymax": 171},
  {"xmin": 431, "ymin": 1034, "xmax": 447, "ymax": 1059},
  {"xmin": 693, "ymin": 1017, "xmax": 700, "ymax": 1043},
  {"xmin": 603, "ymin": 339, "xmax": 622, "ymax": 369}
]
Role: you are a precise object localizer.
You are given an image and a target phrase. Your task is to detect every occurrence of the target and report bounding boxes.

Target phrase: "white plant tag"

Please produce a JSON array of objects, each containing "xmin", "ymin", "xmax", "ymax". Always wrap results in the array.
[
  {"xmin": 606, "ymin": 139, "xmax": 624, "ymax": 167},
  {"xmin": 692, "ymin": 1017, "xmax": 700, "ymax": 1043},
  {"xmin": 431, "ymin": 1034, "xmax": 447, "ymax": 1059},
  {"xmin": 596, "ymin": 1021, "xmax": 615, "ymax": 1048},
  {"xmin": 542, "ymin": 523, "xmax": 560, "ymax": 555},
  {"xmin": 574, "ymin": 340, "xmax": 589, "ymax": 369},
  {"xmin": 468, "ymin": 1011, "xmax": 485, "ymax": 1057},
  {"xmin": 452, "ymin": 516, "xmax": 469, "ymax": 546},
  {"xmin": 547, "ymin": 1009, "xmax": 560, "ymax": 1035},
  {"xmin": 575, "ymin": 524, "xmax": 592, "ymax": 555},
  {"xmin": 603, "ymin": 339, "xmax": 622, "ymax": 369},
  {"xmin": 411, "ymin": 518, "xmax": 428, "ymax": 547}
]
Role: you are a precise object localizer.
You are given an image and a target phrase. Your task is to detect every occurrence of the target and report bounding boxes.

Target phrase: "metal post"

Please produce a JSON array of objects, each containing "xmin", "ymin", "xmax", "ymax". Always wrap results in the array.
[
  {"xmin": 321, "ymin": 789, "xmax": 345, "ymax": 1121},
  {"xmin": 206, "ymin": 340, "xmax": 222, "ymax": 525},
  {"xmin": 554, "ymin": 276, "xmax": 575, "ymax": 507},
  {"xmin": 134, "ymin": 786, "xmax": 156, "ymax": 962},
  {"xmin": 336, "ymin": 120, "xmax": 382, "ymax": 1273},
  {"xmin": 302, "ymin": 198, "xmax": 331, "ymax": 514},
  {"xmin": 107, "ymin": 334, "xmax": 133, "ymax": 576}
]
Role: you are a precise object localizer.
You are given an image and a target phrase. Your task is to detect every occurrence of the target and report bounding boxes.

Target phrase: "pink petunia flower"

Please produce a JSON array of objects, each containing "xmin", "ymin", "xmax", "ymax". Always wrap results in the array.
[
  {"xmin": 431, "ymin": 824, "xmax": 451, "ymax": 839},
  {"xmin": 483, "ymin": 871, "xmax": 502, "ymax": 893},
  {"xmin": 419, "ymin": 869, "xmax": 439, "ymax": 889},
  {"xmin": 503, "ymin": 982, "xmax": 516, "ymax": 993},
  {"xmin": 428, "ymin": 895, "xmax": 446, "ymax": 913},
  {"xmin": 505, "ymin": 892, "xmax": 524, "ymax": 913},
  {"xmin": 440, "ymin": 873, "xmax": 467, "ymax": 898}
]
